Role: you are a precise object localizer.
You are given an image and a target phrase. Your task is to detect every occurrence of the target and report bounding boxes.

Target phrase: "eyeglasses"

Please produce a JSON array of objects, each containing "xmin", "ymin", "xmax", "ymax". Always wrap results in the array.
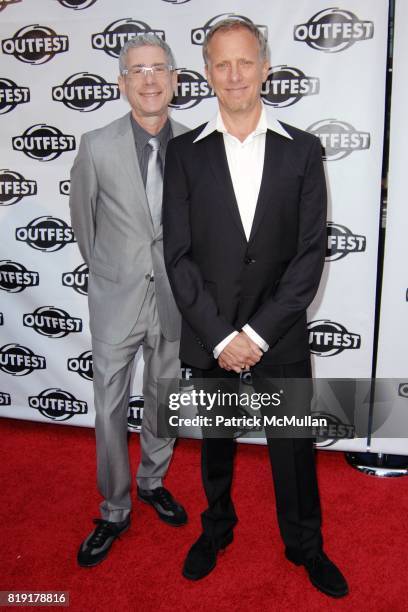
[{"xmin": 122, "ymin": 64, "xmax": 174, "ymax": 80}]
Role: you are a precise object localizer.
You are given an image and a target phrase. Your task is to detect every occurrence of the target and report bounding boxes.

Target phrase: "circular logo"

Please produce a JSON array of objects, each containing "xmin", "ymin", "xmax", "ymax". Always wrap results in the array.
[
  {"xmin": 92, "ymin": 19, "xmax": 165, "ymax": 59},
  {"xmin": 191, "ymin": 14, "xmax": 268, "ymax": 46},
  {"xmin": 170, "ymin": 69, "xmax": 214, "ymax": 110},
  {"xmin": 0, "ymin": 77, "xmax": 30, "ymax": 114},
  {"xmin": 1, "ymin": 24, "xmax": 69, "ymax": 65},
  {"xmin": 308, "ymin": 320, "xmax": 361, "ymax": 357},
  {"xmin": 59, "ymin": 180, "xmax": 70, "ymax": 196},
  {"xmin": 56, "ymin": 0, "xmax": 98, "ymax": 9},
  {"xmin": 0, "ymin": 343, "xmax": 46, "ymax": 376},
  {"xmin": 307, "ymin": 119, "xmax": 370, "ymax": 161},
  {"xmin": 29, "ymin": 388, "xmax": 88, "ymax": 421},
  {"xmin": 0, "ymin": 260, "xmax": 39, "ymax": 293},
  {"xmin": 326, "ymin": 222, "xmax": 366, "ymax": 261},
  {"xmin": 23, "ymin": 306, "xmax": 83, "ymax": 338},
  {"xmin": 62, "ymin": 263, "xmax": 89, "ymax": 295},
  {"xmin": 12, "ymin": 124, "xmax": 76, "ymax": 162},
  {"xmin": 0, "ymin": 169, "xmax": 37, "ymax": 206},
  {"xmin": 52, "ymin": 72, "xmax": 120, "ymax": 112},
  {"xmin": 262, "ymin": 66, "xmax": 319, "ymax": 108},
  {"xmin": 313, "ymin": 412, "xmax": 351, "ymax": 447},
  {"xmin": 15, "ymin": 216, "xmax": 75, "ymax": 252},
  {"xmin": 128, "ymin": 395, "xmax": 144, "ymax": 431},
  {"xmin": 294, "ymin": 8, "xmax": 374, "ymax": 53},
  {"xmin": 67, "ymin": 350, "xmax": 93, "ymax": 381}
]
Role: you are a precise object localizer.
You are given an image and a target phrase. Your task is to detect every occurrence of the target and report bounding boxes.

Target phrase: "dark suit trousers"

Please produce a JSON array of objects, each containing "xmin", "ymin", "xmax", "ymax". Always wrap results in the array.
[{"xmin": 189, "ymin": 358, "xmax": 323, "ymax": 560}]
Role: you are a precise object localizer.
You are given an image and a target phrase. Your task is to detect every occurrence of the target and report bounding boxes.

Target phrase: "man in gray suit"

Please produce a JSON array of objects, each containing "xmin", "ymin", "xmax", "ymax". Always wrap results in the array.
[{"xmin": 69, "ymin": 35, "xmax": 188, "ymax": 567}]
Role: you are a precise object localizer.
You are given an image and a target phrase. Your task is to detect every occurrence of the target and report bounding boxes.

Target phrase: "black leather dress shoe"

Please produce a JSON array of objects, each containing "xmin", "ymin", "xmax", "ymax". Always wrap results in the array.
[
  {"xmin": 286, "ymin": 549, "xmax": 349, "ymax": 598},
  {"xmin": 182, "ymin": 532, "xmax": 233, "ymax": 580},
  {"xmin": 137, "ymin": 486, "xmax": 187, "ymax": 526},
  {"xmin": 77, "ymin": 517, "xmax": 130, "ymax": 567}
]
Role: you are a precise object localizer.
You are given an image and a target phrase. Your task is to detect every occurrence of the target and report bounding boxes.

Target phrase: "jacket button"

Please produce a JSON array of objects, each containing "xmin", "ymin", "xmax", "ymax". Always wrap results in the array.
[{"xmin": 244, "ymin": 257, "xmax": 256, "ymax": 265}]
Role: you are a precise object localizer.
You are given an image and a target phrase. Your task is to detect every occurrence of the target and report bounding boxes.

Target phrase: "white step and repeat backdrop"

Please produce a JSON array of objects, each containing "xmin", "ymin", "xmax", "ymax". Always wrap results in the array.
[
  {"xmin": 374, "ymin": 0, "xmax": 408, "ymax": 456},
  {"xmin": 0, "ymin": 0, "xmax": 388, "ymax": 451}
]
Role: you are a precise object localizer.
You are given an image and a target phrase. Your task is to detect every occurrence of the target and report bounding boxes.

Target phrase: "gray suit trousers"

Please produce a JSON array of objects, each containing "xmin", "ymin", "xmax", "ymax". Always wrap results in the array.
[{"xmin": 92, "ymin": 281, "xmax": 180, "ymax": 522}]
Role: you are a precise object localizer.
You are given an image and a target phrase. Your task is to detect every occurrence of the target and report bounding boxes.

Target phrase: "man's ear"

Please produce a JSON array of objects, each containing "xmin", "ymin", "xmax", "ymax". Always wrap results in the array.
[
  {"xmin": 118, "ymin": 75, "xmax": 126, "ymax": 97},
  {"xmin": 205, "ymin": 64, "xmax": 212, "ymax": 89}
]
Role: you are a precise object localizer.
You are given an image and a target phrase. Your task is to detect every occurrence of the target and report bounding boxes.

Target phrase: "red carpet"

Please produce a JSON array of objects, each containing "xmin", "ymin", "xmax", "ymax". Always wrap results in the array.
[{"xmin": 0, "ymin": 417, "xmax": 406, "ymax": 612}]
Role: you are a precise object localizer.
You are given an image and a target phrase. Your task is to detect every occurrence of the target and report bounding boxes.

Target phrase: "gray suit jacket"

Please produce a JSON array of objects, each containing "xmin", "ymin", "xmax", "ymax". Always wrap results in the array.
[{"xmin": 69, "ymin": 112, "xmax": 189, "ymax": 345}]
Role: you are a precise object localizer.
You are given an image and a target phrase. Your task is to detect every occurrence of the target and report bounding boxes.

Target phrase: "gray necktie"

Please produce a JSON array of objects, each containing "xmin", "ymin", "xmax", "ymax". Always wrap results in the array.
[{"xmin": 146, "ymin": 137, "xmax": 163, "ymax": 230}]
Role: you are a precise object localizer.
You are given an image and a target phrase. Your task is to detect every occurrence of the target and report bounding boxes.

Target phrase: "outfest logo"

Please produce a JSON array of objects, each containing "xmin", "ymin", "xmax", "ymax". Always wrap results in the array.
[
  {"xmin": 0, "ymin": 78, "xmax": 30, "ymax": 114},
  {"xmin": 67, "ymin": 350, "xmax": 93, "ymax": 381},
  {"xmin": 15, "ymin": 216, "xmax": 76, "ymax": 252},
  {"xmin": 59, "ymin": 180, "xmax": 70, "ymax": 196},
  {"xmin": 56, "ymin": 0, "xmax": 98, "ymax": 9},
  {"xmin": 307, "ymin": 119, "xmax": 370, "ymax": 161},
  {"xmin": 170, "ymin": 69, "xmax": 214, "ymax": 109},
  {"xmin": 326, "ymin": 223, "xmax": 366, "ymax": 261},
  {"xmin": 62, "ymin": 263, "xmax": 89, "ymax": 295},
  {"xmin": 29, "ymin": 388, "xmax": 88, "ymax": 421},
  {"xmin": 308, "ymin": 320, "xmax": 361, "ymax": 357},
  {"xmin": 0, "ymin": 260, "xmax": 39, "ymax": 293},
  {"xmin": 12, "ymin": 125, "xmax": 76, "ymax": 161},
  {"xmin": 52, "ymin": 72, "xmax": 120, "ymax": 112},
  {"xmin": 0, "ymin": 169, "xmax": 37, "ymax": 206},
  {"xmin": 294, "ymin": 8, "xmax": 374, "ymax": 53},
  {"xmin": 191, "ymin": 13, "xmax": 268, "ymax": 46},
  {"xmin": 0, "ymin": 392, "xmax": 11, "ymax": 406},
  {"xmin": 128, "ymin": 395, "xmax": 144, "ymax": 431},
  {"xmin": 0, "ymin": 343, "xmax": 46, "ymax": 376},
  {"xmin": 23, "ymin": 306, "xmax": 83, "ymax": 338},
  {"xmin": 1, "ymin": 25, "xmax": 69, "ymax": 64},
  {"xmin": 92, "ymin": 18, "xmax": 165, "ymax": 58},
  {"xmin": 262, "ymin": 65, "xmax": 319, "ymax": 108}
]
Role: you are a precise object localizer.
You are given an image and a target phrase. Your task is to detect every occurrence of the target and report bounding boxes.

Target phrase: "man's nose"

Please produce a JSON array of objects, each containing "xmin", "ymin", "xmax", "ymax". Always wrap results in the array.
[
  {"xmin": 229, "ymin": 64, "xmax": 242, "ymax": 82},
  {"xmin": 144, "ymin": 70, "xmax": 156, "ymax": 84}
]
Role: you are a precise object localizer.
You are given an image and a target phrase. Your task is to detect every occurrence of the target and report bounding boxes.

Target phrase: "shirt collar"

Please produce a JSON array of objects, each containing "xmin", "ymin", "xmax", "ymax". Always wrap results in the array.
[
  {"xmin": 130, "ymin": 113, "xmax": 172, "ymax": 150},
  {"xmin": 193, "ymin": 103, "xmax": 292, "ymax": 143}
]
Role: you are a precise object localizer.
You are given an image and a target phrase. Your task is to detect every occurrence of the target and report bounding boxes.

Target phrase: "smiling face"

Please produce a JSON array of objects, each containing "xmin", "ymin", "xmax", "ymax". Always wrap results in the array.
[
  {"xmin": 205, "ymin": 26, "xmax": 269, "ymax": 117},
  {"xmin": 118, "ymin": 44, "xmax": 177, "ymax": 122}
]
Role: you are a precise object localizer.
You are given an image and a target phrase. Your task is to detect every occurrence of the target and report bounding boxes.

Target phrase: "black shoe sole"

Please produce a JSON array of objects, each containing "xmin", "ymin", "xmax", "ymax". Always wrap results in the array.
[
  {"xmin": 309, "ymin": 576, "xmax": 349, "ymax": 599},
  {"xmin": 137, "ymin": 495, "xmax": 188, "ymax": 526},
  {"xmin": 77, "ymin": 522, "xmax": 130, "ymax": 568},
  {"xmin": 182, "ymin": 533, "xmax": 233, "ymax": 581},
  {"xmin": 286, "ymin": 553, "xmax": 348, "ymax": 598}
]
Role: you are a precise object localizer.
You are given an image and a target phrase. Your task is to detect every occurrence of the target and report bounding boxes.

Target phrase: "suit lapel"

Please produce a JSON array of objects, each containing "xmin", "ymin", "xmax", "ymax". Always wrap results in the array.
[
  {"xmin": 204, "ymin": 132, "xmax": 247, "ymax": 243},
  {"xmin": 114, "ymin": 113, "xmax": 153, "ymax": 228},
  {"xmin": 249, "ymin": 130, "xmax": 283, "ymax": 243}
]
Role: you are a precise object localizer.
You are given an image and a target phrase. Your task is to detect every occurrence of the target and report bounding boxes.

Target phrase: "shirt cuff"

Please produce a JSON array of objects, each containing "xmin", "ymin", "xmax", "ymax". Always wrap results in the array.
[
  {"xmin": 242, "ymin": 324, "xmax": 269, "ymax": 352},
  {"xmin": 213, "ymin": 331, "xmax": 239, "ymax": 359}
]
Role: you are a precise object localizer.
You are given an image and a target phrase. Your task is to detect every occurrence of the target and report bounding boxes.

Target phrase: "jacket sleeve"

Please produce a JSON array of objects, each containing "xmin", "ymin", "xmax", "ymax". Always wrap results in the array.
[
  {"xmin": 163, "ymin": 139, "xmax": 236, "ymax": 352},
  {"xmin": 69, "ymin": 134, "xmax": 98, "ymax": 266},
  {"xmin": 248, "ymin": 136, "xmax": 327, "ymax": 347}
]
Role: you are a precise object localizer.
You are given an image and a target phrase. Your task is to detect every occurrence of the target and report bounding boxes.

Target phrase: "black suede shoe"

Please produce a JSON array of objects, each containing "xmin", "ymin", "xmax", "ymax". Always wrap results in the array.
[
  {"xmin": 77, "ymin": 517, "xmax": 130, "ymax": 567},
  {"xmin": 182, "ymin": 532, "xmax": 233, "ymax": 580},
  {"xmin": 286, "ymin": 549, "xmax": 349, "ymax": 598},
  {"xmin": 137, "ymin": 486, "xmax": 187, "ymax": 526}
]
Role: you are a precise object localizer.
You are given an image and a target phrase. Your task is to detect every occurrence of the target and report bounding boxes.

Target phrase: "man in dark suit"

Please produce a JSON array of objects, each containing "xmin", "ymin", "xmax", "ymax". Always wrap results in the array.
[{"xmin": 163, "ymin": 19, "xmax": 348, "ymax": 598}]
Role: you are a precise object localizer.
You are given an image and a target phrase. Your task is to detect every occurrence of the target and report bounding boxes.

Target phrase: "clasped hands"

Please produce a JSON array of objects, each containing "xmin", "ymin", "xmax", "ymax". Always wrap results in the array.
[{"xmin": 218, "ymin": 331, "xmax": 263, "ymax": 373}]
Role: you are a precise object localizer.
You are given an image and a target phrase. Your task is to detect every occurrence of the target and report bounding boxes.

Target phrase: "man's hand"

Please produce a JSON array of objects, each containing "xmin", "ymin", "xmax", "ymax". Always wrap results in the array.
[{"xmin": 218, "ymin": 331, "xmax": 263, "ymax": 373}]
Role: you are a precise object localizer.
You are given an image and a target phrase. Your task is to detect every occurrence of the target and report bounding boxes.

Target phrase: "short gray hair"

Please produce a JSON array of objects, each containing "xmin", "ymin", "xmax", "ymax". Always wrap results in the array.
[
  {"xmin": 119, "ymin": 34, "xmax": 176, "ymax": 74},
  {"xmin": 202, "ymin": 18, "xmax": 269, "ymax": 65}
]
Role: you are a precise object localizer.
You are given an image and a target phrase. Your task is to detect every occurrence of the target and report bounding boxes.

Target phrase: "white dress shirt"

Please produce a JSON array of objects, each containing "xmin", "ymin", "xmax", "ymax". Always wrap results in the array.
[{"xmin": 193, "ymin": 104, "xmax": 292, "ymax": 359}]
